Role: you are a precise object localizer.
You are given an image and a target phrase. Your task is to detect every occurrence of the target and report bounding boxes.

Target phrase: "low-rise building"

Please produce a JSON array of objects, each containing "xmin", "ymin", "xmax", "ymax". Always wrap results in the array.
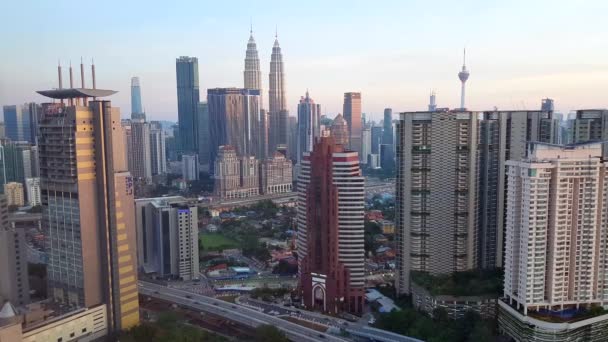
[
  {"xmin": 411, "ymin": 282, "xmax": 497, "ymax": 320},
  {"xmin": 4, "ymin": 182, "xmax": 24, "ymax": 207}
]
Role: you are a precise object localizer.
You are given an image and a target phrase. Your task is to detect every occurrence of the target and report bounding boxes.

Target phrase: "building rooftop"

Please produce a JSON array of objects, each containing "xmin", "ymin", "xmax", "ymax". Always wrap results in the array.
[{"xmin": 36, "ymin": 88, "xmax": 117, "ymax": 99}]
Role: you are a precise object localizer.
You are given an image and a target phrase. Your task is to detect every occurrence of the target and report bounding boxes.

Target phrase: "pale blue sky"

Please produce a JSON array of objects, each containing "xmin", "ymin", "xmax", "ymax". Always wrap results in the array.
[{"xmin": 1, "ymin": 0, "xmax": 607, "ymax": 121}]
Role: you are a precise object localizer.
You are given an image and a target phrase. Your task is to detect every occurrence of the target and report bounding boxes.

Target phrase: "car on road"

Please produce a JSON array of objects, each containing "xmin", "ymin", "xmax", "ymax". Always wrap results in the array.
[
  {"xmin": 213, "ymin": 302, "xmax": 219, "ymax": 306},
  {"xmin": 318, "ymin": 334, "xmax": 325, "ymax": 338},
  {"xmin": 185, "ymin": 295, "xmax": 192, "ymax": 299}
]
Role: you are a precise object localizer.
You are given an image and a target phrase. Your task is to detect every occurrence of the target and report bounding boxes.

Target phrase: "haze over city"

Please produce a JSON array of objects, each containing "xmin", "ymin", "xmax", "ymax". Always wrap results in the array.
[{"xmin": 2, "ymin": 0, "xmax": 607, "ymax": 121}]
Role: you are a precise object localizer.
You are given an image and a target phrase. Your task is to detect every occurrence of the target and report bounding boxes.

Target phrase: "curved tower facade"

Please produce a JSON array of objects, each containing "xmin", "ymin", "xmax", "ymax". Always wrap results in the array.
[
  {"xmin": 244, "ymin": 30, "xmax": 261, "ymax": 92},
  {"xmin": 268, "ymin": 35, "xmax": 287, "ymax": 152}
]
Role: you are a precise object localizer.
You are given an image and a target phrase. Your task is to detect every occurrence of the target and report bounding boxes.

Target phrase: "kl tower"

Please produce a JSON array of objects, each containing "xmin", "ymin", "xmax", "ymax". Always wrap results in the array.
[{"xmin": 458, "ymin": 48, "xmax": 470, "ymax": 110}]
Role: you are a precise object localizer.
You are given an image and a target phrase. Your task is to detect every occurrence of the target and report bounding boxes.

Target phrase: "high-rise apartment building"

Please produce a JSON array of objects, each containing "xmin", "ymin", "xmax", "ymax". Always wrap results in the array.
[
  {"xmin": 25, "ymin": 177, "xmax": 41, "ymax": 206},
  {"xmin": 261, "ymin": 152, "xmax": 293, "ymax": 194},
  {"xmin": 571, "ymin": 109, "xmax": 608, "ymax": 158},
  {"xmin": 330, "ymin": 114, "xmax": 349, "ymax": 147},
  {"xmin": 207, "ymin": 88, "xmax": 263, "ymax": 170},
  {"xmin": 37, "ymin": 78, "xmax": 139, "ymax": 331},
  {"xmin": 343, "ymin": 93, "xmax": 362, "ymax": 160},
  {"xmin": 296, "ymin": 91, "xmax": 320, "ymax": 164},
  {"xmin": 130, "ymin": 119, "xmax": 152, "ymax": 181},
  {"xmin": 134, "ymin": 196, "xmax": 199, "ymax": 281},
  {"xmin": 182, "ymin": 153, "xmax": 199, "ymax": 181},
  {"xmin": 298, "ymin": 137, "xmax": 365, "ymax": 314},
  {"xmin": 0, "ymin": 195, "xmax": 29, "ymax": 306},
  {"xmin": 395, "ymin": 110, "xmax": 478, "ymax": 294},
  {"xmin": 500, "ymin": 142, "xmax": 608, "ymax": 341},
  {"xmin": 268, "ymin": 35, "xmax": 288, "ymax": 152},
  {"xmin": 4, "ymin": 182, "xmax": 24, "ymax": 207},
  {"xmin": 176, "ymin": 56, "xmax": 200, "ymax": 154},
  {"xmin": 130, "ymin": 77, "xmax": 144, "ymax": 120},
  {"xmin": 149, "ymin": 121, "xmax": 167, "ymax": 176},
  {"xmin": 477, "ymin": 110, "xmax": 560, "ymax": 269}
]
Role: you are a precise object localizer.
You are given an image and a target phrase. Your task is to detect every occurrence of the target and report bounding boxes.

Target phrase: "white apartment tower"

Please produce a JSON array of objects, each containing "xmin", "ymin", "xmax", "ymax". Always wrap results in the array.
[
  {"xmin": 25, "ymin": 177, "xmax": 41, "ymax": 206},
  {"xmin": 504, "ymin": 142, "xmax": 608, "ymax": 314}
]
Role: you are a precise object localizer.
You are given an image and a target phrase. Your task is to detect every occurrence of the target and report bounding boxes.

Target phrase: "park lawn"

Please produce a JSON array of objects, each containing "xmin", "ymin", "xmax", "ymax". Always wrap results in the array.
[{"xmin": 200, "ymin": 233, "xmax": 239, "ymax": 251}]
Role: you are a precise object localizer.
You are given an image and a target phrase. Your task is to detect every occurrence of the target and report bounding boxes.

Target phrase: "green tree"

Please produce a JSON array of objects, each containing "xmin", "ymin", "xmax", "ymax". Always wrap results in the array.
[
  {"xmin": 468, "ymin": 321, "xmax": 494, "ymax": 342},
  {"xmin": 254, "ymin": 324, "xmax": 288, "ymax": 342}
]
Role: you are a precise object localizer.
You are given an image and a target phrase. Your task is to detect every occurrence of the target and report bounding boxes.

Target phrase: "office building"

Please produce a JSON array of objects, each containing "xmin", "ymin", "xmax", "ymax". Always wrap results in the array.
[
  {"xmin": 541, "ymin": 98, "xmax": 554, "ymax": 112},
  {"xmin": 330, "ymin": 114, "xmax": 349, "ymax": 147},
  {"xmin": 0, "ymin": 141, "xmax": 34, "ymax": 188},
  {"xmin": 37, "ymin": 69, "xmax": 139, "ymax": 331},
  {"xmin": 476, "ymin": 110, "xmax": 560, "ymax": 269},
  {"xmin": 197, "ymin": 102, "xmax": 210, "ymax": 168},
  {"xmin": 361, "ymin": 125, "xmax": 371, "ymax": 165},
  {"xmin": 0, "ymin": 195, "xmax": 29, "ymax": 306},
  {"xmin": 382, "ymin": 108, "xmax": 393, "ymax": 145},
  {"xmin": 298, "ymin": 137, "xmax": 365, "ymax": 315},
  {"xmin": 268, "ymin": 34, "xmax": 288, "ymax": 152},
  {"xmin": 500, "ymin": 142, "xmax": 608, "ymax": 341},
  {"xmin": 343, "ymin": 92, "xmax": 362, "ymax": 159},
  {"xmin": 2, "ymin": 103, "xmax": 39, "ymax": 144},
  {"xmin": 244, "ymin": 28, "xmax": 262, "ymax": 95},
  {"xmin": 213, "ymin": 145, "xmax": 261, "ymax": 199},
  {"xmin": 130, "ymin": 76, "xmax": 145, "ymax": 120},
  {"xmin": 428, "ymin": 91, "xmax": 437, "ymax": 111},
  {"xmin": 135, "ymin": 196, "xmax": 199, "ymax": 280},
  {"xmin": 129, "ymin": 119, "xmax": 152, "ymax": 181},
  {"xmin": 207, "ymin": 88, "xmax": 263, "ymax": 170},
  {"xmin": 4, "ymin": 182, "xmax": 24, "ymax": 207},
  {"xmin": 371, "ymin": 126, "xmax": 383, "ymax": 155},
  {"xmin": 182, "ymin": 153, "xmax": 199, "ymax": 181},
  {"xmin": 395, "ymin": 110, "xmax": 478, "ymax": 294},
  {"xmin": 149, "ymin": 121, "xmax": 167, "ymax": 176},
  {"xmin": 176, "ymin": 56, "xmax": 200, "ymax": 154},
  {"xmin": 296, "ymin": 91, "xmax": 320, "ymax": 164},
  {"xmin": 165, "ymin": 124, "xmax": 179, "ymax": 162},
  {"xmin": 25, "ymin": 178, "xmax": 40, "ymax": 206},
  {"xmin": 287, "ymin": 115, "xmax": 297, "ymax": 161},
  {"xmin": 261, "ymin": 152, "xmax": 293, "ymax": 194}
]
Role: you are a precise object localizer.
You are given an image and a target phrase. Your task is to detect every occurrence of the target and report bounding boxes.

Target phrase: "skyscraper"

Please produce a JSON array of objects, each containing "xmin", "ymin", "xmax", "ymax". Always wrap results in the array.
[
  {"xmin": 176, "ymin": 56, "xmax": 200, "ymax": 154},
  {"xmin": 371, "ymin": 126, "xmax": 383, "ymax": 155},
  {"xmin": 244, "ymin": 28, "xmax": 262, "ymax": 93},
  {"xmin": 571, "ymin": 109, "xmax": 608, "ymax": 158},
  {"xmin": 476, "ymin": 110, "xmax": 560, "ymax": 269},
  {"xmin": 343, "ymin": 92, "xmax": 362, "ymax": 159},
  {"xmin": 540, "ymin": 98, "xmax": 554, "ymax": 112},
  {"xmin": 197, "ymin": 102, "xmax": 210, "ymax": 168},
  {"xmin": 2, "ymin": 103, "xmax": 39, "ymax": 144},
  {"xmin": 207, "ymin": 88, "xmax": 263, "ymax": 170},
  {"xmin": 182, "ymin": 153, "xmax": 199, "ymax": 181},
  {"xmin": 149, "ymin": 121, "xmax": 167, "ymax": 176},
  {"xmin": 298, "ymin": 137, "xmax": 365, "ymax": 315},
  {"xmin": 500, "ymin": 142, "xmax": 608, "ymax": 340},
  {"xmin": 268, "ymin": 33, "xmax": 287, "ymax": 152},
  {"xmin": 261, "ymin": 152, "xmax": 293, "ymax": 194},
  {"xmin": 130, "ymin": 119, "xmax": 152, "ymax": 181},
  {"xmin": 244, "ymin": 29, "xmax": 268, "ymax": 160},
  {"xmin": 330, "ymin": 114, "xmax": 349, "ymax": 147},
  {"xmin": 395, "ymin": 110, "xmax": 478, "ymax": 294},
  {"xmin": 428, "ymin": 91, "xmax": 437, "ymax": 112},
  {"xmin": 458, "ymin": 49, "xmax": 470, "ymax": 109},
  {"xmin": 361, "ymin": 125, "xmax": 371, "ymax": 165},
  {"xmin": 213, "ymin": 146, "xmax": 260, "ymax": 199},
  {"xmin": 296, "ymin": 91, "xmax": 320, "ymax": 164},
  {"xmin": 382, "ymin": 108, "xmax": 393, "ymax": 145},
  {"xmin": 37, "ymin": 73, "xmax": 139, "ymax": 331},
  {"xmin": 131, "ymin": 76, "xmax": 144, "ymax": 120}
]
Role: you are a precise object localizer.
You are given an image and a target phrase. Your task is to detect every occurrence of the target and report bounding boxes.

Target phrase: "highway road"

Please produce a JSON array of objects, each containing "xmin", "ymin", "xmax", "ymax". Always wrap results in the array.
[{"xmin": 139, "ymin": 281, "xmax": 348, "ymax": 342}]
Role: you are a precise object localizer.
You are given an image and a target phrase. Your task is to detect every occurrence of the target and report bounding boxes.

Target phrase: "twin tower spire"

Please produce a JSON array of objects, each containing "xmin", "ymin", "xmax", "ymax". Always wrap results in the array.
[{"xmin": 244, "ymin": 27, "xmax": 287, "ymax": 153}]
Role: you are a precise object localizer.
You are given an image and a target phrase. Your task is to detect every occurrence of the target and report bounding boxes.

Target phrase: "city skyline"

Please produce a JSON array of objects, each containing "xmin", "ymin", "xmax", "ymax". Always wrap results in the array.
[{"xmin": 2, "ymin": 1, "xmax": 607, "ymax": 122}]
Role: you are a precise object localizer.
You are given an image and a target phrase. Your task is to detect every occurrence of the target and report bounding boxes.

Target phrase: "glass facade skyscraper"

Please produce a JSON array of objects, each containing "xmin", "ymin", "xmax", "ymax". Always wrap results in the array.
[
  {"xmin": 176, "ymin": 56, "xmax": 200, "ymax": 154},
  {"xmin": 131, "ymin": 77, "xmax": 144, "ymax": 119}
]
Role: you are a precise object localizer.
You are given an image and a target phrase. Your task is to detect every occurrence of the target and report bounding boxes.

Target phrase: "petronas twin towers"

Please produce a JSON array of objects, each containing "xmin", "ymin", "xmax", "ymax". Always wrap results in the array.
[{"xmin": 243, "ymin": 29, "xmax": 287, "ymax": 154}]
